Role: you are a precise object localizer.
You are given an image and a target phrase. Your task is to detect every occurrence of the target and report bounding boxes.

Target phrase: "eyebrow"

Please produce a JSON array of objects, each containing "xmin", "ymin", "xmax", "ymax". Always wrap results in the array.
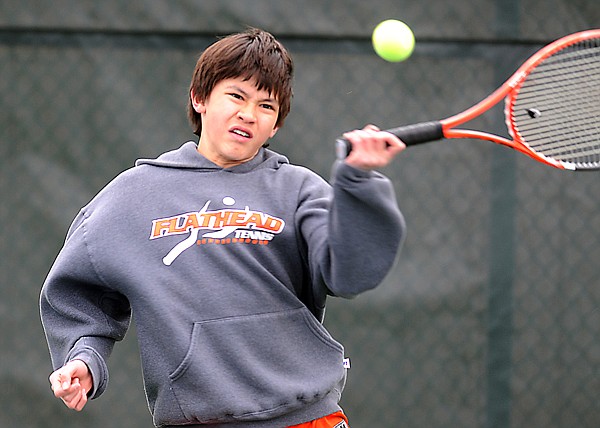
[{"xmin": 225, "ymin": 84, "xmax": 278, "ymax": 104}]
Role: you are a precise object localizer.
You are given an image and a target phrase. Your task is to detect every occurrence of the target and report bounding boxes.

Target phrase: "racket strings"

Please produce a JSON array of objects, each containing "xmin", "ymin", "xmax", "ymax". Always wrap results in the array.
[{"xmin": 511, "ymin": 38, "xmax": 600, "ymax": 168}]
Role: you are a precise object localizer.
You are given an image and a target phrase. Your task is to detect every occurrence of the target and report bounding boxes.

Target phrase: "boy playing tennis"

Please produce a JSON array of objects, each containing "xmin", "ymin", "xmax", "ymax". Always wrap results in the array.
[{"xmin": 41, "ymin": 28, "xmax": 406, "ymax": 427}]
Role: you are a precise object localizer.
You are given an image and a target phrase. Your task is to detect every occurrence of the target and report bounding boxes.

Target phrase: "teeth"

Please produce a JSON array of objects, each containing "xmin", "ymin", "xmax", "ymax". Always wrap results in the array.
[{"xmin": 233, "ymin": 129, "xmax": 250, "ymax": 138}]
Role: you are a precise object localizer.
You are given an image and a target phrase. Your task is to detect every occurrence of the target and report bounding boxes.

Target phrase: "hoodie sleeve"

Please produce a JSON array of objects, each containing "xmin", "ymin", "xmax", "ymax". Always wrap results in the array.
[
  {"xmin": 40, "ymin": 209, "xmax": 132, "ymax": 399},
  {"xmin": 327, "ymin": 161, "xmax": 406, "ymax": 296},
  {"xmin": 297, "ymin": 161, "xmax": 406, "ymax": 317}
]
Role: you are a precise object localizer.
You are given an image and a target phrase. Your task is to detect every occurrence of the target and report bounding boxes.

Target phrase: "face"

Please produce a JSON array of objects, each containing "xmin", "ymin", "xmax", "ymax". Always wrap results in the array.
[{"xmin": 191, "ymin": 77, "xmax": 280, "ymax": 168}]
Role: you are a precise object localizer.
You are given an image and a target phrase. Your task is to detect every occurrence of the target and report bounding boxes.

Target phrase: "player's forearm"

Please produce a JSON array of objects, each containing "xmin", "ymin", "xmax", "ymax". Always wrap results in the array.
[{"xmin": 326, "ymin": 162, "xmax": 406, "ymax": 297}]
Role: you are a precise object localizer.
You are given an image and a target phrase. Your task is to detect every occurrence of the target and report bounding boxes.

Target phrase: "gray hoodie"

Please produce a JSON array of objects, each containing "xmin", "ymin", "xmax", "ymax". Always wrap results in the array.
[{"xmin": 40, "ymin": 142, "xmax": 405, "ymax": 427}]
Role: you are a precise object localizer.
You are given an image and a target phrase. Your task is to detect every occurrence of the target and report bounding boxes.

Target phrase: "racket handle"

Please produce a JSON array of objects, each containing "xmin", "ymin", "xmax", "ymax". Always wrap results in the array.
[{"xmin": 336, "ymin": 121, "xmax": 444, "ymax": 159}]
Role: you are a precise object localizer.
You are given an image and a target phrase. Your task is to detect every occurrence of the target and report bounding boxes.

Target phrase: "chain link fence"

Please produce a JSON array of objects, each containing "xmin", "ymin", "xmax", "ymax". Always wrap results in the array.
[{"xmin": 1, "ymin": 1, "xmax": 598, "ymax": 427}]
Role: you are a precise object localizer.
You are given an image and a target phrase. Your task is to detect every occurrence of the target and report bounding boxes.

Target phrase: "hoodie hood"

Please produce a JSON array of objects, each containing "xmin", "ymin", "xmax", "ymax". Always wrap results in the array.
[{"xmin": 135, "ymin": 141, "xmax": 289, "ymax": 173}]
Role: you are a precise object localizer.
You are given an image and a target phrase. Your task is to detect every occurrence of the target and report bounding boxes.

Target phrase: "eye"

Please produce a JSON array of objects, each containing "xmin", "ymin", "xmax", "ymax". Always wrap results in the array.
[
  {"xmin": 229, "ymin": 92, "xmax": 243, "ymax": 100},
  {"xmin": 261, "ymin": 102, "xmax": 280, "ymax": 113}
]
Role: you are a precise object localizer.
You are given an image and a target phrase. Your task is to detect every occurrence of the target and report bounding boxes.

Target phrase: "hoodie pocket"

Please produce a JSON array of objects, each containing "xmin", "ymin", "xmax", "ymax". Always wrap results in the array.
[{"xmin": 168, "ymin": 307, "xmax": 345, "ymax": 424}]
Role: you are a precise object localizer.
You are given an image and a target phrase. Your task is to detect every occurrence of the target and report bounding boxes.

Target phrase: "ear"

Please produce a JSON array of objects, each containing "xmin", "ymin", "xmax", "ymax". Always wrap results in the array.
[
  {"xmin": 269, "ymin": 126, "xmax": 279, "ymax": 138},
  {"xmin": 190, "ymin": 89, "xmax": 206, "ymax": 114}
]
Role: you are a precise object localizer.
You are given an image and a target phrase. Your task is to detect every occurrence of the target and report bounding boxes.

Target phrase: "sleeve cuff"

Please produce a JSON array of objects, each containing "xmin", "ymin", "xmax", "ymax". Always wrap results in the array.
[{"xmin": 66, "ymin": 337, "xmax": 113, "ymax": 399}]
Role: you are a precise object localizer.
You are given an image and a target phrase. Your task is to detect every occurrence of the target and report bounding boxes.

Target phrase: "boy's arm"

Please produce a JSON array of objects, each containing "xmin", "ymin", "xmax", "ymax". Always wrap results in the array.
[
  {"xmin": 327, "ymin": 124, "xmax": 407, "ymax": 297},
  {"xmin": 299, "ymin": 125, "xmax": 406, "ymax": 316},
  {"xmin": 40, "ymin": 210, "xmax": 131, "ymax": 402},
  {"xmin": 325, "ymin": 161, "xmax": 406, "ymax": 297}
]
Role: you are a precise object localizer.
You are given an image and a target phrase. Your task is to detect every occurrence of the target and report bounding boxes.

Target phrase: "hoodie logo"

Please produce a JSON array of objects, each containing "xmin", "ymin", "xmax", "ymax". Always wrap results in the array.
[{"xmin": 150, "ymin": 198, "xmax": 285, "ymax": 265}]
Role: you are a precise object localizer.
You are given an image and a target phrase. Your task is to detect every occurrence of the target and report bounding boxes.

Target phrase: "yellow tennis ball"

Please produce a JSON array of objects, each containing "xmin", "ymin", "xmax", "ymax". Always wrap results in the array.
[{"xmin": 372, "ymin": 19, "xmax": 415, "ymax": 62}]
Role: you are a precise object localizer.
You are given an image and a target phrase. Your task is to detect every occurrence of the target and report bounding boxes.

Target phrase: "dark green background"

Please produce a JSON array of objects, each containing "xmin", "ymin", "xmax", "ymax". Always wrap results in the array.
[{"xmin": 1, "ymin": 1, "xmax": 598, "ymax": 427}]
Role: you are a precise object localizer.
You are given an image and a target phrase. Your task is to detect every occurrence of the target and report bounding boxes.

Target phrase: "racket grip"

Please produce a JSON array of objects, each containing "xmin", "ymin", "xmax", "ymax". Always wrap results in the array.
[{"xmin": 336, "ymin": 121, "xmax": 444, "ymax": 159}]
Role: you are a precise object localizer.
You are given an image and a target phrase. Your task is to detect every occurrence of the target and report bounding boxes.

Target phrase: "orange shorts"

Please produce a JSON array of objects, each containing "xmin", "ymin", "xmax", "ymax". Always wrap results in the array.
[{"xmin": 288, "ymin": 411, "xmax": 349, "ymax": 428}]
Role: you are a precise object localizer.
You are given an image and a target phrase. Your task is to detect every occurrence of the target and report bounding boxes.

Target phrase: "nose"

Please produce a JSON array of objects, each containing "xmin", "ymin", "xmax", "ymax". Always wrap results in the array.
[{"xmin": 237, "ymin": 103, "xmax": 256, "ymax": 123}]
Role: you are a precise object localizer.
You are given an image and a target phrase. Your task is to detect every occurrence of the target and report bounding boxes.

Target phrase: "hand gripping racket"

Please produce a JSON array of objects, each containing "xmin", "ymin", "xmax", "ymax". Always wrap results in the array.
[{"xmin": 336, "ymin": 29, "xmax": 600, "ymax": 171}]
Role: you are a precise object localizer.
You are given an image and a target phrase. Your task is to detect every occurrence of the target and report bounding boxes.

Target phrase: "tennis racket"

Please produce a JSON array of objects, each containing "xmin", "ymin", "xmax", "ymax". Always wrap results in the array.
[{"xmin": 336, "ymin": 29, "xmax": 600, "ymax": 171}]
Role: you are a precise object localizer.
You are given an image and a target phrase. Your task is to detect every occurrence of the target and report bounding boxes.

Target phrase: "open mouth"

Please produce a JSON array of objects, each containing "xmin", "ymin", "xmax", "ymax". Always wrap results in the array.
[{"xmin": 231, "ymin": 128, "xmax": 251, "ymax": 138}]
